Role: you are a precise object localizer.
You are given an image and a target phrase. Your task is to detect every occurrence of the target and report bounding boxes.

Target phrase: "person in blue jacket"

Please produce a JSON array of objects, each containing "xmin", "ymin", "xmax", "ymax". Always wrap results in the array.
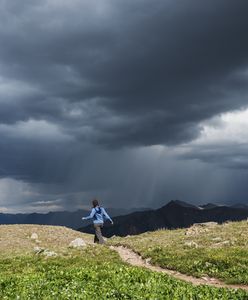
[{"xmin": 82, "ymin": 199, "xmax": 113, "ymax": 244}]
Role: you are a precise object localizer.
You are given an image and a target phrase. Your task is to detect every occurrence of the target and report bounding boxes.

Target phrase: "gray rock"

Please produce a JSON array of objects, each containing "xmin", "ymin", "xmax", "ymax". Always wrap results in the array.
[
  {"xmin": 33, "ymin": 246, "xmax": 45, "ymax": 254},
  {"xmin": 213, "ymin": 240, "xmax": 231, "ymax": 248},
  {"xmin": 30, "ymin": 233, "xmax": 38, "ymax": 240},
  {"xmin": 212, "ymin": 237, "xmax": 222, "ymax": 242},
  {"xmin": 184, "ymin": 241, "xmax": 199, "ymax": 248},
  {"xmin": 43, "ymin": 249, "xmax": 57, "ymax": 257},
  {"xmin": 69, "ymin": 238, "xmax": 86, "ymax": 248},
  {"xmin": 193, "ymin": 222, "xmax": 218, "ymax": 227},
  {"xmin": 201, "ymin": 276, "xmax": 210, "ymax": 281},
  {"xmin": 185, "ymin": 222, "xmax": 218, "ymax": 236},
  {"xmin": 145, "ymin": 258, "xmax": 152, "ymax": 264}
]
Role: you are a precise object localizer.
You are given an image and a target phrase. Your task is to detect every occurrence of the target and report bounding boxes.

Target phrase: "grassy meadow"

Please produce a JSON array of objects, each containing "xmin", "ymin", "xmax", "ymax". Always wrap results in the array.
[
  {"xmin": 0, "ymin": 224, "xmax": 247, "ymax": 299},
  {"xmin": 110, "ymin": 220, "xmax": 248, "ymax": 285}
]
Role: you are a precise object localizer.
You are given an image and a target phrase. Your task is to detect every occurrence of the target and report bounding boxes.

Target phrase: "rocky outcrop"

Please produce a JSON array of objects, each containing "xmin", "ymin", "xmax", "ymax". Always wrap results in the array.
[{"xmin": 185, "ymin": 222, "xmax": 218, "ymax": 236}]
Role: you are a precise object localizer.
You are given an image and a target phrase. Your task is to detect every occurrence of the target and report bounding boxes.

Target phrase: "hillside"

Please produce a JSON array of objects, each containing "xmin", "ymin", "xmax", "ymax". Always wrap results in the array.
[
  {"xmin": 110, "ymin": 220, "xmax": 248, "ymax": 285},
  {"xmin": 80, "ymin": 200, "xmax": 248, "ymax": 237},
  {"xmin": 0, "ymin": 224, "xmax": 247, "ymax": 299},
  {"xmin": 0, "ymin": 224, "xmax": 92, "ymax": 257}
]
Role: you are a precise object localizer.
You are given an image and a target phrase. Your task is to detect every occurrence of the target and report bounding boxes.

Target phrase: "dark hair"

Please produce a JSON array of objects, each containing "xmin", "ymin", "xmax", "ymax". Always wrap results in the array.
[{"xmin": 92, "ymin": 199, "xmax": 99, "ymax": 208}]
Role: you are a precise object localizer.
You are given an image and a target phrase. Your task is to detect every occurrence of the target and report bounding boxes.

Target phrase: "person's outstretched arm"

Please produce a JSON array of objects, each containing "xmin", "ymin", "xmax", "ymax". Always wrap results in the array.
[
  {"xmin": 102, "ymin": 208, "xmax": 113, "ymax": 224},
  {"xmin": 82, "ymin": 208, "xmax": 95, "ymax": 220}
]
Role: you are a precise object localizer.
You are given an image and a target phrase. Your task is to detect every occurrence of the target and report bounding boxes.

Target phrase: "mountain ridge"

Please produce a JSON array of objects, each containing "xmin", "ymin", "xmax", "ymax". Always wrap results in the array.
[
  {"xmin": 1, "ymin": 200, "xmax": 248, "ymax": 232},
  {"xmin": 79, "ymin": 200, "xmax": 248, "ymax": 236},
  {"xmin": 0, "ymin": 207, "xmax": 150, "ymax": 229}
]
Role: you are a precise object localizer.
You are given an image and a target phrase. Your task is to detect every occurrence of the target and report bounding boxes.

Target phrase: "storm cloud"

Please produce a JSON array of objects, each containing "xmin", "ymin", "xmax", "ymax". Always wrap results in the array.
[{"xmin": 0, "ymin": 0, "xmax": 248, "ymax": 212}]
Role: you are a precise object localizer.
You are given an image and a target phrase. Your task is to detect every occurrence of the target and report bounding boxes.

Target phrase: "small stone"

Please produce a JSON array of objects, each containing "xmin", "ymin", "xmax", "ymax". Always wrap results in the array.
[
  {"xmin": 201, "ymin": 276, "xmax": 209, "ymax": 281},
  {"xmin": 69, "ymin": 238, "xmax": 87, "ymax": 248},
  {"xmin": 145, "ymin": 258, "xmax": 151, "ymax": 264},
  {"xmin": 213, "ymin": 240, "xmax": 230, "ymax": 248},
  {"xmin": 195, "ymin": 222, "xmax": 218, "ymax": 227},
  {"xmin": 184, "ymin": 241, "xmax": 199, "ymax": 248},
  {"xmin": 30, "ymin": 233, "xmax": 38, "ymax": 240},
  {"xmin": 43, "ymin": 249, "xmax": 57, "ymax": 257},
  {"xmin": 212, "ymin": 237, "xmax": 222, "ymax": 242},
  {"xmin": 33, "ymin": 246, "xmax": 44, "ymax": 254},
  {"xmin": 221, "ymin": 240, "xmax": 230, "ymax": 245}
]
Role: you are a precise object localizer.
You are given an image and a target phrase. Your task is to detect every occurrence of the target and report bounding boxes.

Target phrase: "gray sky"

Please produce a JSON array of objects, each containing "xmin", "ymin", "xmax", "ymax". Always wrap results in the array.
[{"xmin": 0, "ymin": 0, "xmax": 248, "ymax": 213}]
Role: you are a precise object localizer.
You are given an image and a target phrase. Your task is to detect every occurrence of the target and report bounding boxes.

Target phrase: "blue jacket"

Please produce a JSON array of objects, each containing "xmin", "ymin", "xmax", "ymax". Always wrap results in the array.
[{"xmin": 82, "ymin": 206, "xmax": 113, "ymax": 224}]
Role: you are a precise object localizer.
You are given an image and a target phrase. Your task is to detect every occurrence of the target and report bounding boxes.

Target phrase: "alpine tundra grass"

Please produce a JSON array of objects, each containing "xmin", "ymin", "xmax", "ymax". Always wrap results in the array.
[
  {"xmin": 0, "ymin": 245, "xmax": 247, "ymax": 299},
  {"xmin": 110, "ymin": 220, "xmax": 248, "ymax": 285},
  {"xmin": 0, "ymin": 224, "xmax": 247, "ymax": 299}
]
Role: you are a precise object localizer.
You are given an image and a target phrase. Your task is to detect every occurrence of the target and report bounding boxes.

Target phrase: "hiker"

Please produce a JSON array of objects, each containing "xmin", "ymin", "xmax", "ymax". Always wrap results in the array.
[{"xmin": 82, "ymin": 199, "xmax": 113, "ymax": 244}]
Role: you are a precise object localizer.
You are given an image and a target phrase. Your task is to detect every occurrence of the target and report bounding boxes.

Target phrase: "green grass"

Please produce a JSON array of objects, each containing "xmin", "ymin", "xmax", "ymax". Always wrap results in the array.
[
  {"xmin": 110, "ymin": 221, "xmax": 248, "ymax": 285},
  {"xmin": 0, "ymin": 246, "xmax": 247, "ymax": 299}
]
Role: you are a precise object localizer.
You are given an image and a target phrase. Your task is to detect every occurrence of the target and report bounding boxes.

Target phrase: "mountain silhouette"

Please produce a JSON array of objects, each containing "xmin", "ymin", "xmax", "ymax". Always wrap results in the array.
[
  {"xmin": 79, "ymin": 200, "xmax": 248, "ymax": 237},
  {"xmin": 0, "ymin": 207, "xmax": 149, "ymax": 229}
]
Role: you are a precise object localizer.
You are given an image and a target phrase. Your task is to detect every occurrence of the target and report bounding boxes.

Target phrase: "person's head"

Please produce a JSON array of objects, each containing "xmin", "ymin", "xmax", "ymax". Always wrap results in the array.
[{"xmin": 92, "ymin": 199, "xmax": 99, "ymax": 208}]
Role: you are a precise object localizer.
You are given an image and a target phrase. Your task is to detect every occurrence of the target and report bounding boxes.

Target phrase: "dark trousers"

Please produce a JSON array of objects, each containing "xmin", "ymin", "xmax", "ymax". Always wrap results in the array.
[{"xmin": 94, "ymin": 223, "xmax": 105, "ymax": 244}]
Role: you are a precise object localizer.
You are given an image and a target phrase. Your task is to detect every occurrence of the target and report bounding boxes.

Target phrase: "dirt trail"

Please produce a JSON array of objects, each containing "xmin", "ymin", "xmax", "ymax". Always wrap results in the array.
[{"xmin": 111, "ymin": 245, "xmax": 248, "ymax": 292}]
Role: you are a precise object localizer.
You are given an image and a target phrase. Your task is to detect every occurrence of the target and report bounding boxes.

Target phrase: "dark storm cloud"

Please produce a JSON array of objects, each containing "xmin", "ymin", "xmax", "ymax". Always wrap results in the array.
[
  {"xmin": 0, "ymin": 0, "xmax": 248, "ymax": 146},
  {"xmin": 1, "ymin": 0, "xmax": 248, "ymax": 210},
  {"xmin": 181, "ymin": 143, "xmax": 248, "ymax": 170}
]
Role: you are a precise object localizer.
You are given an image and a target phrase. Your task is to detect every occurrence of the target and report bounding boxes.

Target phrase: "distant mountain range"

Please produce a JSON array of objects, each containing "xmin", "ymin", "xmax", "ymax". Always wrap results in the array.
[
  {"xmin": 1, "ymin": 200, "xmax": 248, "ymax": 234},
  {"xmin": 79, "ymin": 200, "xmax": 248, "ymax": 237},
  {"xmin": 0, "ymin": 207, "xmax": 149, "ymax": 229}
]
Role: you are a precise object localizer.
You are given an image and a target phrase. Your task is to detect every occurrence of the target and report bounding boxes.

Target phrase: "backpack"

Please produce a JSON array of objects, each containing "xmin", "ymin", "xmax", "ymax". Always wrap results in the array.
[{"xmin": 93, "ymin": 207, "xmax": 102, "ymax": 220}]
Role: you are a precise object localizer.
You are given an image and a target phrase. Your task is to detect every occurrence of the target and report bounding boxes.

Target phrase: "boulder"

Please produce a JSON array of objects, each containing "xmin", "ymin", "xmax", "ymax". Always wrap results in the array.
[{"xmin": 69, "ymin": 238, "xmax": 87, "ymax": 248}]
